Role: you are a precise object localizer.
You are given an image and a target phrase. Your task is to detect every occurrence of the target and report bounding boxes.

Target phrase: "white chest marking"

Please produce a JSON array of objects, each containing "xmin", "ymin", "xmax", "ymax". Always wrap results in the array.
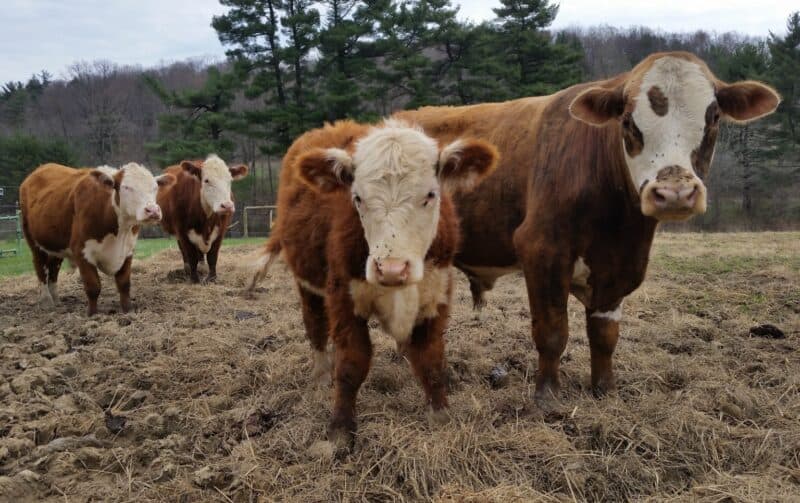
[
  {"xmin": 188, "ymin": 226, "xmax": 219, "ymax": 254},
  {"xmin": 349, "ymin": 265, "xmax": 451, "ymax": 343},
  {"xmin": 297, "ymin": 278, "xmax": 327, "ymax": 297},
  {"xmin": 82, "ymin": 228, "xmax": 138, "ymax": 276},
  {"xmin": 591, "ymin": 303, "xmax": 623, "ymax": 322}
]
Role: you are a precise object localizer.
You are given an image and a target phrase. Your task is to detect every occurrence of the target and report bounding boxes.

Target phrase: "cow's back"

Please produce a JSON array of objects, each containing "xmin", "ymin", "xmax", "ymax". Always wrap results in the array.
[{"xmin": 20, "ymin": 163, "xmax": 87, "ymax": 253}]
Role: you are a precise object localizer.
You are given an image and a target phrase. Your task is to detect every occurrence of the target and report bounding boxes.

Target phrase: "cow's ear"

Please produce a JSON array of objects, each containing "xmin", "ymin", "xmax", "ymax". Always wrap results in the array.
[
  {"xmin": 156, "ymin": 173, "xmax": 176, "ymax": 188},
  {"xmin": 90, "ymin": 169, "xmax": 115, "ymax": 189},
  {"xmin": 569, "ymin": 86, "xmax": 625, "ymax": 126},
  {"xmin": 716, "ymin": 80, "xmax": 780, "ymax": 123},
  {"xmin": 180, "ymin": 160, "xmax": 203, "ymax": 179},
  {"xmin": 297, "ymin": 148, "xmax": 354, "ymax": 192},
  {"xmin": 437, "ymin": 139, "xmax": 499, "ymax": 192},
  {"xmin": 229, "ymin": 164, "xmax": 249, "ymax": 180}
]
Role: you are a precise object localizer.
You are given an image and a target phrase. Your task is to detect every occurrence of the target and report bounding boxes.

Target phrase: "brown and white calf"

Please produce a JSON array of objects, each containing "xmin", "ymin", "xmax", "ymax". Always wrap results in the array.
[
  {"xmin": 157, "ymin": 154, "xmax": 248, "ymax": 283},
  {"xmin": 395, "ymin": 51, "xmax": 780, "ymax": 404},
  {"xmin": 249, "ymin": 119, "xmax": 498, "ymax": 447},
  {"xmin": 20, "ymin": 163, "xmax": 174, "ymax": 315}
]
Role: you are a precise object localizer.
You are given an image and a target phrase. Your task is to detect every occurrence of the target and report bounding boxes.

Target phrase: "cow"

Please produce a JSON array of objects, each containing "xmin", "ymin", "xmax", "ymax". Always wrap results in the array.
[
  {"xmin": 393, "ymin": 51, "xmax": 780, "ymax": 405},
  {"xmin": 19, "ymin": 163, "xmax": 175, "ymax": 316},
  {"xmin": 247, "ymin": 119, "xmax": 498, "ymax": 448},
  {"xmin": 157, "ymin": 154, "xmax": 248, "ymax": 283}
]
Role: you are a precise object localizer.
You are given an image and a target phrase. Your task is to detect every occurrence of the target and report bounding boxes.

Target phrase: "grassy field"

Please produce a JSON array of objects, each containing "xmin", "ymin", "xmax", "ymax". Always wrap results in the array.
[
  {"xmin": 0, "ymin": 232, "xmax": 798, "ymax": 501},
  {"xmin": 0, "ymin": 237, "xmax": 266, "ymax": 277}
]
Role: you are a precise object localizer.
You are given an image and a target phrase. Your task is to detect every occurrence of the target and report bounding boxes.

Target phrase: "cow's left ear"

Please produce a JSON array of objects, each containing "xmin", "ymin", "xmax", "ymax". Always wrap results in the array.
[
  {"xmin": 297, "ymin": 148, "xmax": 354, "ymax": 193},
  {"xmin": 716, "ymin": 80, "xmax": 781, "ymax": 123},
  {"xmin": 180, "ymin": 160, "xmax": 203, "ymax": 179},
  {"xmin": 156, "ymin": 173, "xmax": 176, "ymax": 188},
  {"xmin": 569, "ymin": 85, "xmax": 625, "ymax": 126},
  {"xmin": 229, "ymin": 164, "xmax": 249, "ymax": 180},
  {"xmin": 437, "ymin": 139, "xmax": 499, "ymax": 192},
  {"xmin": 90, "ymin": 169, "xmax": 115, "ymax": 189}
]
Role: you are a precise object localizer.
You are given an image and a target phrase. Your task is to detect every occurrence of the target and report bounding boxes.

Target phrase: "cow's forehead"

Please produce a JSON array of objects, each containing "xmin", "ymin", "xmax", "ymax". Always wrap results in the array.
[
  {"xmin": 630, "ymin": 56, "xmax": 715, "ymax": 117},
  {"xmin": 352, "ymin": 122, "xmax": 439, "ymax": 187},
  {"xmin": 202, "ymin": 154, "xmax": 232, "ymax": 181},
  {"xmin": 119, "ymin": 163, "xmax": 155, "ymax": 188}
]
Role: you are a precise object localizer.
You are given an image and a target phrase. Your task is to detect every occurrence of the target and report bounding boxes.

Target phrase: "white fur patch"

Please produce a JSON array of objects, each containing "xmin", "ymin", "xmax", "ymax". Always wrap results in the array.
[
  {"xmin": 626, "ymin": 57, "xmax": 715, "ymax": 190},
  {"xmin": 199, "ymin": 154, "xmax": 235, "ymax": 216},
  {"xmin": 116, "ymin": 163, "xmax": 161, "ymax": 224},
  {"xmin": 349, "ymin": 265, "xmax": 451, "ymax": 343},
  {"xmin": 571, "ymin": 257, "xmax": 591, "ymax": 287},
  {"xmin": 187, "ymin": 226, "xmax": 219, "ymax": 254},
  {"xmin": 82, "ymin": 228, "xmax": 138, "ymax": 276},
  {"xmin": 591, "ymin": 304, "xmax": 623, "ymax": 323},
  {"xmin": 39, "ymin": 283, "xmax": 55, "ymax": 305},
  {"xmin": 297, "ymin": 278, "xmax": 326, "ymax": 298}
]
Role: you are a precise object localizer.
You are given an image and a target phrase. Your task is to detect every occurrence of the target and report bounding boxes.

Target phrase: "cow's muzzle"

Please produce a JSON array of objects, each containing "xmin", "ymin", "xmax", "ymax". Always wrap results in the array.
[
  {"xmin": 142, "ymin": 204, "xmax": 162, "ymax": 223},
  {"xmin": 373, "ymin": 257, "xmax": 410, "ymax": 287},
  {"xmin": 640, "ymin": 166, "xmax": 707, "ymax": 220}
]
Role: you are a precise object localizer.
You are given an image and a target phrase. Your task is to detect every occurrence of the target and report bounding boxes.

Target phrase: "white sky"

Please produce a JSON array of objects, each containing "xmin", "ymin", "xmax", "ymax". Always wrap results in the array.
[{"xmin": 1, "ymin": 0, "xmax": 796, "ymax": 83}]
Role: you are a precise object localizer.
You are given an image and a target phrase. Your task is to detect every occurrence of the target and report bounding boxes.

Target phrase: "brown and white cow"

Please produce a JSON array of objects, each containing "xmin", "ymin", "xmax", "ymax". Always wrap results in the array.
[
  {"xmin": 394, "ymin": 51, "xmax": 780, "ymax": 404},
  {"xmin": 157, "ymin": 154, "xmax": 248, "ymax": 283},
  {"xmin": 20, "ymin": 163, "xmax": 174, "ymax": 315},
  {"xmin": 248, "ymin": 119, "xmax": 498, "ymax": 447}
]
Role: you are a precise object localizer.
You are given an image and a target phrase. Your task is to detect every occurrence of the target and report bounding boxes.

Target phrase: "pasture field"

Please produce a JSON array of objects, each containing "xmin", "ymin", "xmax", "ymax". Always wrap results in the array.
[{"xmin": 0, "ymin": 232, "xmax": 798, "ymax": 501}]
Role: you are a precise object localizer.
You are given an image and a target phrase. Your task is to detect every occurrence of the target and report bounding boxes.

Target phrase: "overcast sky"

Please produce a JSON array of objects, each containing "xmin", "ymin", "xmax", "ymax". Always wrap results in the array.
[{"xmin": 2, "ymin": 0, "xmax": 796, "ymax": 83}]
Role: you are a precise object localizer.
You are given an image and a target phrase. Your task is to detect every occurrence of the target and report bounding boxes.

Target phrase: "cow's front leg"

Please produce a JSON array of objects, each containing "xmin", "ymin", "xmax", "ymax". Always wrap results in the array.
[
  {"xmin": 405, "ymin": 304, "xmax": 449, "ymax": 421},
  {"xmin": 114, "ymin": 256, "xmax": 133, "ymax": 313},
  {"xmin": 586, "ymin": 302, "xmax": 622, "ymax": 396},
  {"xmin": 516, "ymin": 240, "xmax": 572, "ymax": 405},
  {"xmin": 179, "ymin": 235, "xmax": 201, "ymax": 283},
  {"xmin": 327, "ymin": 293, "xmax": 372, "ymax": 451},
  {"xmin": 76, "ymin": 259, "xmax": 102, "ymax": 316},
  {"xmin": 176, "ymin": 237, "xmax": 191, "ymax": 275},
  {"xmin": 205, "ymin": 237, "xmax": 222, "ymax": 283}
]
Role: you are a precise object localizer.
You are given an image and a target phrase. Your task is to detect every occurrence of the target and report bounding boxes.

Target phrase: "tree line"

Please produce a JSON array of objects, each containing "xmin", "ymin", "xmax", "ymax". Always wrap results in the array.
[{"xmin": 0, "ymin": 2, "xmax": 798, "ymax": 230}]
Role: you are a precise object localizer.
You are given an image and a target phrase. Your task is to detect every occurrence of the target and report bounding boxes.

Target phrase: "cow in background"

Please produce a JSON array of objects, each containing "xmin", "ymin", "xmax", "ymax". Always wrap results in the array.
[
  {"xmin": 247, "ymin": 119, "xmax": 498, "ymax": 448},
  {"xmin": 157, "ymin": 154, "xmax": 248, "ymax": 283},
  {"xmin": 20, "ymin": 163, "xmax": 174, "ymax": 315},
  {"xmin": 395, "ymin": 52, "xmax": 780, "ymax": 404}
]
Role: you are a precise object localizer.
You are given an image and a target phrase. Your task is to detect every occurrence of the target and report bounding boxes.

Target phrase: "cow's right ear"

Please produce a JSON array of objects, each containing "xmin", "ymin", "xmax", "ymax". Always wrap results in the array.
[
  {"xmin": 156, "ymin": 173, "xmax": 176, "ymax": 188},
  {"xmin": 90, "ymin": 170, "xmax": 115, "ymax": 189},
  {"xmin": 180, "ymin": 160, "xmax": 203, "ymax": 179},
  {"xmin": 569, "ymin": 86, "xmax": 625, "ymax": 126},
  {"xmin": 297, "ymin": 148, "xmax": 354, "ymax": 192}
]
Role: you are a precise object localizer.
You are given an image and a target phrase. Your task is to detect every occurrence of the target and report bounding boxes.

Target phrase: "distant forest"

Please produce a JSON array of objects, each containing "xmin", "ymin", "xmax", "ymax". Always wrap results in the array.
[{"xmin": 1, "ymin": 1, "xmax": 798, "ymax": 231}]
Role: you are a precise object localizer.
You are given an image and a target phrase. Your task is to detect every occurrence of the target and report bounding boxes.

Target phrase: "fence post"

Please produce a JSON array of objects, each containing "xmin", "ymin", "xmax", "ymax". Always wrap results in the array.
[
  {"xmin": 243, "ymin": 209, "xmax": 249, "ymax": 238},
  {"xmin": 16, "ymin": 209, "xmax": 21, "ymax": 252}
]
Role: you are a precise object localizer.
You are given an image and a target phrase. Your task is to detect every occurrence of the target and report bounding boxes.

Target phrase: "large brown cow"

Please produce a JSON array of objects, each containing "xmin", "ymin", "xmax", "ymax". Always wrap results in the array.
[
  {"xmin": 394, "ymin": 51, "xmax": 780, "ymax": 404},
  {"xmin": 249, "ymin": 119, "xmax": 498, "ymax": 447},
  {"xmin": 157, "ymin": 154, "xmax": 248, "ymax": 283},
  {"xmin": 20, "ymin": 163, "xmax": 174, "ymax": 315}
]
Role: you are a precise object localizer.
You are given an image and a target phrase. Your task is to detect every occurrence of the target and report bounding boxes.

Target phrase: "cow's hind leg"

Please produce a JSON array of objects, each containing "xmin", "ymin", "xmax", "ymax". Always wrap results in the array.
[
  {"xmin": 405, "ymin": 303, "xmax": 450, "ymax": 424},
  {"xmin": 298, "ymin": 285, "xmax": 331, "ymax": 387},
  {"xmin": 22, "ymin": 217, "xmax": 54, "ymax": 306},
  {"xmin": 76, "ymin": 259, "xmax": 102, "ymax": 316},
  {"xmin": 467, "ymin": 275, "xmax": 486, "ymax": 311},
  {"xmin": 585, "ymin": 303, "xmax": 622, "ymax": 396}
]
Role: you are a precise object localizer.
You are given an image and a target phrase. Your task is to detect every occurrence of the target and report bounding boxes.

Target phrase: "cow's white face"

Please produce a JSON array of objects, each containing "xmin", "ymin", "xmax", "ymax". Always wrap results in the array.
[
  {"xmin": 570, "ymin": 53, "xmax": 780, "ymax": 221},
  {"xmin": 181, "ymin": 155, "xmax": 248, "ymax": 216},
  {"xmin": 92, "ymin": 163, "xmax": 173, "ymax": 224},
  {"xmin": 298, "ymin": 121, "xmax": 498, "ymax": 287}
]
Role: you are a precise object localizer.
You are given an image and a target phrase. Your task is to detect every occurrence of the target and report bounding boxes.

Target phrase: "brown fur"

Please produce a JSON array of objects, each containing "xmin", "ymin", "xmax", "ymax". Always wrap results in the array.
[
  {"xmin": 20, "ymin": 164, "xmax": 136, "ymax": 315},
  {"xmin": 264, "ymin": 120, "xmax": 462, "ymax": 445},
  {"xmin": 157, "ymin": 161, "xmax": 233, "ymax": 283}
]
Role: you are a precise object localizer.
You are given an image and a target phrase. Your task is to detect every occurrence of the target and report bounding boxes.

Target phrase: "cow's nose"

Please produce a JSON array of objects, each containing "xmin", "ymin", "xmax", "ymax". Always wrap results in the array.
[
  {"xmin": 375, "ymin": 258, "xmax": 410, "ymax": 286},
  {"xmin": 641, "ymin": 165, "xmax": 706, "ymax": 219},
  {"xmin": 648, "ymin": 183, "xmax": 699, "ymax": 210},
  {"xmin": 218, "ymin": 201, "xmax": 235, "ymax": 214},
  {"xmin": 144, "ymin": 205, "xmax": 161, "ymax": 220}
]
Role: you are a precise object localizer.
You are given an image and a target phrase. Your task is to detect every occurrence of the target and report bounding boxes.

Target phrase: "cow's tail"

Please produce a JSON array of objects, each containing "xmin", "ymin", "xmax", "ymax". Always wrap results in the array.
[{"xmin": 244, "ymin": 237, "xmax": 281, "ymax": 292}]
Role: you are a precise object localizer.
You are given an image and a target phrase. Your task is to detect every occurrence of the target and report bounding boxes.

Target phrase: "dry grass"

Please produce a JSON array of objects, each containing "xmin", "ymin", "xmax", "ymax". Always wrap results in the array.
[{"xmin": 1, "ymin": 232, "xmax": 798, "ymax": 502}]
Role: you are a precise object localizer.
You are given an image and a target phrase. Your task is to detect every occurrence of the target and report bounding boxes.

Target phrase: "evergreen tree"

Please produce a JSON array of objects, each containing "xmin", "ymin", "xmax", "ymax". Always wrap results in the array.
[
  {"xmin": 767, "ymin": 12, "xmax": 800, "ymax": 149},
  {"xmin": 144, "ymin": 67, "xmax": 239, "ymax": 166}
]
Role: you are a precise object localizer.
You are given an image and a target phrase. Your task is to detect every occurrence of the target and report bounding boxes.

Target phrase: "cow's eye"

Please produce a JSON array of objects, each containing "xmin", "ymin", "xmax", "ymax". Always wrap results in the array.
[
  {"xmin": 713, "ymin": 112, "xmax": 720, "ymax": 124},
  {"xmin": 204, "ymin": 179, "xmax": 210, "ymax": 184},
  {"xmin": 423, "ymin": 191, "xmax": 437, "ymax": 206}
]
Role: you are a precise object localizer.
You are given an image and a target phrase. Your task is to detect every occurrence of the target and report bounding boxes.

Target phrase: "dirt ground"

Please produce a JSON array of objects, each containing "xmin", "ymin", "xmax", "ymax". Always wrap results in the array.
[{"xmin": 1, "ymin": 232, "xmax": 798, "ymax": 502}]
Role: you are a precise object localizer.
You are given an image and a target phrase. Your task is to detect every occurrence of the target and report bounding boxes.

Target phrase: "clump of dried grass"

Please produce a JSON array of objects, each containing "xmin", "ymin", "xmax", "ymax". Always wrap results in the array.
[{"xmin": 0, "ymin": 232, "xmax": 798, "ymax": 501}]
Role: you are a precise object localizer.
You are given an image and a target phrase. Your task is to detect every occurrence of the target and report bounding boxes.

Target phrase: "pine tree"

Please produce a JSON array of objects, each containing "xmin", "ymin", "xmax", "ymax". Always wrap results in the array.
[
  {"xmin": 768, "ymin": 12, "xmax": 800, "ymax": 149},
  {"xmin": 144, "ymin": 67, "xmax": 239, "ymax": 166}
]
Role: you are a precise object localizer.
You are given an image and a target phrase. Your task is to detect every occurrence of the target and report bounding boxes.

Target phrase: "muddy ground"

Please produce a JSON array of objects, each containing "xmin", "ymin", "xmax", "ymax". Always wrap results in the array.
[{"xmin": 0, "ymin": 232, "xmax": 798, "ymax": 502}]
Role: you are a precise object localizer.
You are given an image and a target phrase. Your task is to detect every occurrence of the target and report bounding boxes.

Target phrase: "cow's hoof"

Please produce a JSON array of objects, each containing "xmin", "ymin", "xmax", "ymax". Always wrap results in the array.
[
  {"xmin": 533, "ymin": 386, "xmax": 560, "ymax": 412},
  {"xmin": 428, "ymin": 407, "xmax": 450, "ymax": 426},
  {"xmin": 327, "ymin": 421, "xmax": 355, "ymax": 454},
  {"xmin": 190, "ymin": 276, "xmax": 201, "ymax": 284},
  {"xmin": 591, "ymin": 377, "xmax": 617, "ymax": 398},
  {"xmin": 205, "ymin": 275, "xmax": 217, "ymax": 283}
]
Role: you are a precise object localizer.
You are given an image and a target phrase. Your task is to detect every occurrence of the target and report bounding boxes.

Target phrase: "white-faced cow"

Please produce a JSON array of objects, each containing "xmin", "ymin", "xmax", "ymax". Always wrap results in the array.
[
  {"xmin": 248, "ymin": 119, "xmax": 498, "ymax": 447},
  {"xmin": 20, "ymin": 163, "xmax": 174, "ymax": 315},
  {"xmin": 394, "ymin": 51, "xmax": 780, "ymax": 404},
  {"xmin": 157, "ymin": 154, "xmax": 248, "ymax": 283}
]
